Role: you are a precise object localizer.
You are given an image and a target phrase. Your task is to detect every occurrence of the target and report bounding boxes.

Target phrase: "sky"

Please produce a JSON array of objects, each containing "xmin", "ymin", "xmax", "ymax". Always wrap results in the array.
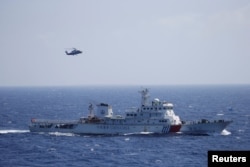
[{"xmin": 0, "ymin": 0, "xmax": 250, "ymax": 86}]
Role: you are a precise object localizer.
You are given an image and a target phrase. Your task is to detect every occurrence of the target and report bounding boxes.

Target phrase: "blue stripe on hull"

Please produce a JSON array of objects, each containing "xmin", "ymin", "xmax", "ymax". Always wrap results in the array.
[{"xmin": 161, "ymin": 125, "xmax": 170, "ymax": 133}]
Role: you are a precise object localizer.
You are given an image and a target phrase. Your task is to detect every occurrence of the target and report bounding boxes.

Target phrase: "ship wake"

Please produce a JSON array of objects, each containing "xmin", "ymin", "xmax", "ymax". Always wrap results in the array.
[
  {"xmin": 48, "ymin": 132, "xmax": 78, "ymax": 137},
  {"xmin": 123, "ymin": 132, "xmax": 154, "ymax": 136},
  {"xmin": 0, "ymin": 129, "xmax": 29, "ymax": 134}
]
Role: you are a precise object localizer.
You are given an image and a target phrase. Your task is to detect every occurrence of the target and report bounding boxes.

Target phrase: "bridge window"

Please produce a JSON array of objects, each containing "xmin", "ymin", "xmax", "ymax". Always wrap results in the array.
[{"xmin": 127, "ymin": 113, "xmax": 138, "ymax": 117}]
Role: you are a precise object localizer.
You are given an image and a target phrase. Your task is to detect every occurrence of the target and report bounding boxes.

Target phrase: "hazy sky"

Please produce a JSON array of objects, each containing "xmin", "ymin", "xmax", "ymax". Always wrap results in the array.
[{"xmin": 1, "ymin": 0, "xmax": 250, "ymax": 86}]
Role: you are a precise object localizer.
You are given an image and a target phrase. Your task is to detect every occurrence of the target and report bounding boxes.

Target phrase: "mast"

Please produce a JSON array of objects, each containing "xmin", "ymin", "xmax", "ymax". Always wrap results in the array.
[
  {"xmin": 88, "ymin": 103, "xmax": 94, "ymax": 117},
  {"xmin": 139, "ymin": 88, "xmax": 150, "ymax": 106}
]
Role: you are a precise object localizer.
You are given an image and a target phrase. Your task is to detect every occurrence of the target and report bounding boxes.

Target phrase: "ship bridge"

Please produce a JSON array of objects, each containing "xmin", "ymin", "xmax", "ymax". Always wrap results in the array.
[
  {"xmin": 137, "ymin": 88, "xmax": 182, "ymax": 125},
  {"xmin": 95, "ymin": 103, "xmax": 113, "ymax": 118},
  {"xmin": 141, "ymin": 98, "xmax": 174, "ymax": 112}
]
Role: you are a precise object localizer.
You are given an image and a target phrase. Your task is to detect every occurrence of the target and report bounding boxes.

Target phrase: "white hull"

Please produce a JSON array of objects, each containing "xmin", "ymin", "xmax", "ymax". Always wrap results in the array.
[
  {"xmin": 29, "ymin": 122, "xmax": 181, "ymax": 135},
  {"xmin": 180, "ymin": 120, "xmax": 232, "ymax": 134}
]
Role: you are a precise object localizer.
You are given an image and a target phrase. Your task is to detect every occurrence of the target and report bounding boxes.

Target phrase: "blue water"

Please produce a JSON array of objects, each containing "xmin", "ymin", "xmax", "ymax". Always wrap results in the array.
[{"xmin": 0, "ymin": 85, "xmax": 249, "ymax": 167}]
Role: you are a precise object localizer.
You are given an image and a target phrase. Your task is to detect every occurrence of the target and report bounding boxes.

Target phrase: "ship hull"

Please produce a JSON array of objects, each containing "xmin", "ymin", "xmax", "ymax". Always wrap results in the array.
[
  {"xmin": 180, "ymin": 120, "xmax": 232, "ymax": 135},
  {"xmin": 29, "ymin": 122, "xmax": 181, "ymax": 135}
]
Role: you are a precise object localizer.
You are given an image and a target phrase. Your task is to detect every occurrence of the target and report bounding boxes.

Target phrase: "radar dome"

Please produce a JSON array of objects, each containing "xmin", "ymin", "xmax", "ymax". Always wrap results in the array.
[{"xmin": 153, "ymin": 98, "xmax": 160, "ymax": 103}]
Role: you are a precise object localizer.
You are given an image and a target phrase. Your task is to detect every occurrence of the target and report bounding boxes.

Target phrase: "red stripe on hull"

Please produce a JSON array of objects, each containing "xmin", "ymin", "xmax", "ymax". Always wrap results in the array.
[{"xmin": 169, "ymin": 125, "xmax": 181, "ymax": 132}]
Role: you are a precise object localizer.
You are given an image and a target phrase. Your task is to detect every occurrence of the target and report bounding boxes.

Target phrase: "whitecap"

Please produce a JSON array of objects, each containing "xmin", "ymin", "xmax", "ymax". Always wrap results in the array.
[
  {"xmin": 123, "ymin": 133, "xmax": 136, "ymax": 136},
  {"xmin": 94, "ymin": 144, "xmax": 100, "ymax": 147},
  {"xmin": 238, "ymin": 129, "xmax": 245, "ymax": 133},
  {"xmin": 83, "ymin": 135, "xmax": 91, "ymax": 138},
  {"xmin": 139, "ymin": 132, "xmax": 154, "ymax": 135},
  {"xmin": 0, "ymin": 129, "xmax": 29, "ymax": 134},
  {"xmin": 124, "ymin": 137, "xmax": 130, "ymax": 141},
  {"xmin": 125, "ymin": 153, "xmax": 138, "ymax": 156},
  {"xmin": 47, "ymin": 148, "xmax": 56, "ymax": 152},
  {"xmin": 123, "ymin": 132, "xmax": 153, "ymax": 136},
  {"xmin": 221, "ymin": 129, "xmax": 231, "ymax": 136},
  {"xmin": 155, "ymin": 159, "xmax": 162, "ymax": 164}
]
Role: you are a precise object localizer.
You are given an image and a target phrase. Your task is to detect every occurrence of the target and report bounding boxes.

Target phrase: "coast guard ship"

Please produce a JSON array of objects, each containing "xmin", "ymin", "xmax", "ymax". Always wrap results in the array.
[
  {"xmin": 29, "ymin": 89, "xmax": 182, "ymax": 135},
  {"xmin": 29, "ymin": 88, "xmax": 232, "ymax": 135}
]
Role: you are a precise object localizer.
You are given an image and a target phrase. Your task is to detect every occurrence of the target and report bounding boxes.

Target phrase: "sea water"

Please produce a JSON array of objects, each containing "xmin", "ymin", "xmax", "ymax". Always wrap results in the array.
[{"xmin": 0, "ymin": 85, "xmax": 249, "ymax": 167}]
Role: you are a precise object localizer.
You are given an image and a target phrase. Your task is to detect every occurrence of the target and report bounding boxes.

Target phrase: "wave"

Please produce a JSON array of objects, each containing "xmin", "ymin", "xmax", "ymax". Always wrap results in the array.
[
  {"xmin": 123, "ymin": 131, "xmax": 154, "ymax": 136},
  {"xmin": 48, "ymin": 132, "xmax": 77, "ymax": 137},
  {"xmin": 221, "ymin": 129, "xmax": 231, "ymax": 136},
  {"xmin": 0, "ymin": 129, "xmax": 29, "ymax": 134},
  {"xmin": 124, "ymin": 137, "xmax": 130, "ymax": 141}
]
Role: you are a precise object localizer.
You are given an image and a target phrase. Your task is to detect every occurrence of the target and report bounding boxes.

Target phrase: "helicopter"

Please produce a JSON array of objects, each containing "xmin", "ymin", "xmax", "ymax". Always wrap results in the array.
[{"xmin": 65, "ymin": 48, "xmax": 82, "ymax": 56}]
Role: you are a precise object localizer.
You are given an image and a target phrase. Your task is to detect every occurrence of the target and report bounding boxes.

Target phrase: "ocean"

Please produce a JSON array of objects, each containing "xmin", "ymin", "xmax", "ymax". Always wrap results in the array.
[{"xmin": 0, "ymin": 85, "xmax": 249, "ymax": 167}]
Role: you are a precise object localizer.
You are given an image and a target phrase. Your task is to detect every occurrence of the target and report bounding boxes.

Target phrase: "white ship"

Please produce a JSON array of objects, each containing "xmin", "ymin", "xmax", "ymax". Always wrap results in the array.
[
  {"xmin": 29, "ymin": 88, "xmax": 232, "ymax": 135},
  {"xmin": 29, "ymin": 89, "xmax": 182, "ymax": 135}
]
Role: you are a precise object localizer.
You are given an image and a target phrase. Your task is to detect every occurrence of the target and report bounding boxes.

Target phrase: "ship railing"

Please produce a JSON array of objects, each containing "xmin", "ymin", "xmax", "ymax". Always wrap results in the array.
[
  {"xmin": 125, "ymin": 107, "xmax": 139, "ymax": 113},
  {"xmin": 182, "ymin": 119, "xmax": 232, "ymax": 125},
  {"xmin": 31, "ymin": 119, "xmax": 78, "ymax": 124}
]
